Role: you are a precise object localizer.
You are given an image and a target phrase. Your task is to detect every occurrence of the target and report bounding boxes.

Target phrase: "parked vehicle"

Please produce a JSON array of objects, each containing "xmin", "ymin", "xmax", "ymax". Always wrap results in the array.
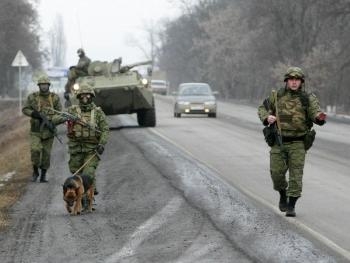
[
  {"xmin": 151, "ymin": 79, "xmax": 169, "ymax": 95},
  {"xmin": 173, "ymin": 83, "xmax": 217, "ymax": 118}
]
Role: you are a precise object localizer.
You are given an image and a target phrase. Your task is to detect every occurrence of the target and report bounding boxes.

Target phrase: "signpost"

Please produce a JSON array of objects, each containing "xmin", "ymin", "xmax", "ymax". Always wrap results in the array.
[{"xmin": 11, "ymin": 50, "xmax": 29, "ymax": 115}]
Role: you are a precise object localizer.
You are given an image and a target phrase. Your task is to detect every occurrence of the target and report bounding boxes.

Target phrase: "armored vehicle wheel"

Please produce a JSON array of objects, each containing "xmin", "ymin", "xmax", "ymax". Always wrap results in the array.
[{"xmin": 137, "ymin": 107, "xmax": 156, "ymax": 127}]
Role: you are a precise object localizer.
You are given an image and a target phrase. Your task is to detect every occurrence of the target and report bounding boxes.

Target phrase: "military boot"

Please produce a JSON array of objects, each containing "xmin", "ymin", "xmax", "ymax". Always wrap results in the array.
[
  {"xmin": 286, "ymin": 196, "xmax": 299, "ymax": 217},
  {"xmin": 278, "ymin": 189, "xmax": 287, "ymax": 212},
  {"xmin": 32, "ymin": 165, "xmax": 39, "ymax": 182},
  {"xmin": 40, "ymin": 169, "xmax": 48, "ymax": 183}
]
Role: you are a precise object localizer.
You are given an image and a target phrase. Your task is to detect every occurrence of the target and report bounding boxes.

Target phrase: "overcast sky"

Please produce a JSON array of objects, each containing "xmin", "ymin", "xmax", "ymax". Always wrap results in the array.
[{"xmin": 38, "ymin": 0, "xmax": 180, "ymax": 67}]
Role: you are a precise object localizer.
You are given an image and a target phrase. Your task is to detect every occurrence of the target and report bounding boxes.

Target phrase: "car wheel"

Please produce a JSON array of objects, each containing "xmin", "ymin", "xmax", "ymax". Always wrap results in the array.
[{"xmin": 208, "ymin": 113, "xmax": 216, "ymax": 118}]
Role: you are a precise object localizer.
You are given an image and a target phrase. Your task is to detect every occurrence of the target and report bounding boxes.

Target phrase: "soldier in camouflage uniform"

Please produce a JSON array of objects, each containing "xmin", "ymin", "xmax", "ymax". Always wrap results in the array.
[
  {"xmin": 56, "ymin": 83, "xmax": 109, "ymax": 195},
  {"xmin": 64, "ymin": 48, "xmax": 91, "ymax": 105},
  {"xmin": 22, "ymin": 75, "xmax": 62, "ymax": 182},
  {"xmin": 258, "ymin": 67, "xmax": 327, "ymax": 217},
  {"xmin": 75, "ymin": 48, "xmax": 91, "ymax": 76}
]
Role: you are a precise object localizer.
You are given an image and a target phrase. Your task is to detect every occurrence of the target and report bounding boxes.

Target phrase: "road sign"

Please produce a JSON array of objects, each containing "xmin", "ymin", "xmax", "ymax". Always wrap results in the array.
[
  {"xmin": 11, "ymin": 50, "xmax": 29, "ymax": 67},
  {"xmin": 11, "ymin": 50, "xmax": 29, "ymax": 115}
]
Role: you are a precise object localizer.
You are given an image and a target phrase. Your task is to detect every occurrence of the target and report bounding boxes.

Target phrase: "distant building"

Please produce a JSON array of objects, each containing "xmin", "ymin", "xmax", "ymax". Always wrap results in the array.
[{"xmin": 46, "ymin": 67, "xmax": 68, "ymax": 94}]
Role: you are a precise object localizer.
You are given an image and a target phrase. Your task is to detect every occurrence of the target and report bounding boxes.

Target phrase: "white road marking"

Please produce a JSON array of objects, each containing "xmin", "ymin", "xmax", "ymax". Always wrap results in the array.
[
  {"xmin": 105, "ymin": 196, "xmax": 183, "ymax": 262},
  {"xmin": 150, "ymin": 128, "xmax": 350, "ymax": 262}
]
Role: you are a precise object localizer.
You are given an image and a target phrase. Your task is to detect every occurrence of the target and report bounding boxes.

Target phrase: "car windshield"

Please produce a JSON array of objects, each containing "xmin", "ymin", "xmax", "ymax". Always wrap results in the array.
[{"xmin": 179, "ymin": 85, "xmax": 211, "ymax": 96}]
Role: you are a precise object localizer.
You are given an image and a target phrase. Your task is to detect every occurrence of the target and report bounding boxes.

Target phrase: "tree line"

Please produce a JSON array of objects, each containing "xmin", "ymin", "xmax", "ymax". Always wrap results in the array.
[
  {"xmin": 0, "ymin": 0, "xmax": 43, "ymax": 97},
  {"xmin": 159, "ymin": 0, "xmax": 350, "ymax": 112}
]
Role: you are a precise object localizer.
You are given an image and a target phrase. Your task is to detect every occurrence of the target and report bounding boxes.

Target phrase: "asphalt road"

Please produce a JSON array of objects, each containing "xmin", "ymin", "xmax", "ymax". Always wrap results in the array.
[
  {"xmin": 153, "ymin": 95, "xmax": 350, "ymax": 261},
  {"xmin": 0, "ymin": 96, "xmax": 347, "ymax": 262}
]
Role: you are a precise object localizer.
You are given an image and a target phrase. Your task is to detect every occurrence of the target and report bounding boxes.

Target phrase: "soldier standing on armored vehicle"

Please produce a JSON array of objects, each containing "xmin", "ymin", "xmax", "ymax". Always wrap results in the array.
[
  {"xmin": 258, "ymin": 67, "xmax": 327, "ymax": 217},
  {"xmin": 54, "ymin": 84, "xmax": 109, "ymax": 196},
  {"xmin": 22, "ymin": 75, "xmax": 63, "ymax": 183}
]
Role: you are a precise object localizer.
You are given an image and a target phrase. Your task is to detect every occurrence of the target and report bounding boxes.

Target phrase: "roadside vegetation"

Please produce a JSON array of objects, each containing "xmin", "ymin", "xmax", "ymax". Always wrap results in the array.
[
  {"xmin": 0, "ymin": 102, "xmax": 31, "ymax": 230},
  {"xmin": 159, "ymin": 0, "xmax": 350, "ymax": 113}
]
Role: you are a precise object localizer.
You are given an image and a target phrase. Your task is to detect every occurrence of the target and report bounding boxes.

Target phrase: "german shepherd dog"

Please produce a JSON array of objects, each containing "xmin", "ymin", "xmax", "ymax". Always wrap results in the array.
[{"xmin": 63, "ymin": 174, "xmax": 94, "ymax": 215}]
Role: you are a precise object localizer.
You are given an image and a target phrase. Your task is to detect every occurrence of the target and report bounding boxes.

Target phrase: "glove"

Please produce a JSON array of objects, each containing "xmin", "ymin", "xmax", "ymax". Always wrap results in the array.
[
  {"xmin": 315, "ymin": 112, "xmax": 327, "ymax": 125},
  {"xmin": 31, "ymin": 110, "xmax": 42, "ymax": 120},
  {"xmin": 96, "ymin": 144, "xmax": 104, "ymax": 155}
]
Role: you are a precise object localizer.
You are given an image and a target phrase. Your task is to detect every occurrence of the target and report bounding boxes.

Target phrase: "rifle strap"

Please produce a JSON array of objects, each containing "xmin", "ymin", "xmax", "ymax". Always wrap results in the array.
[
  {"xmin": 272, "ymin": 90, "xmax": 281, "ymax": 133},
  {"xmin": 75, "ymin": 106, "xmax": 96, "ymax": 127}
]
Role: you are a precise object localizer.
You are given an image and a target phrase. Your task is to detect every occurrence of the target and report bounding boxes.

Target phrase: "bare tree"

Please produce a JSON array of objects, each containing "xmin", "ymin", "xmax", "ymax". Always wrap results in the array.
[
  {"xmin": 49, "ymin": 14, "xmax": 67, "ymax": 67},
  {"xmin": 159, "ymin": 0, "xmax": 350, "ymax": 111}
]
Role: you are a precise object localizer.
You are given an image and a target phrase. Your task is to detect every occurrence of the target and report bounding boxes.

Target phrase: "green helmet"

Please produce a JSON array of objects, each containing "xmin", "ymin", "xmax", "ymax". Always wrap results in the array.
[
  {"xmin": 284, "ymin": 67, "xmax": 305, "ymax": 82},
  {"xmin": 37, "ymin": 75, "xmax": 51, "ymax": 85},
  {"xmin": 76, "ymin": 84, "xmax": 95, "ymax": 98}
]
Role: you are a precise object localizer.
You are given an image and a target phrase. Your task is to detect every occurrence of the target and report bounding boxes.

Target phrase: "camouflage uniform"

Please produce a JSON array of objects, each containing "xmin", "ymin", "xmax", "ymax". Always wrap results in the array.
[
  {"xmin": 22, "ymin": 75, "xmax": 62, "ymax": 182},
  {"xmin": 56, "ymin": 84, "xmax": 109, "ymax": 194},
  {"xmin": 64, "ymin": 48, "xmax": 91, "ymax": 104},
  {"xmin": 75, "ymin": 49, "xmax": 91, "ymax": 76},
  {"xmin": 258, "ymin": 67, "xmax": 326, "ymax": 216}
]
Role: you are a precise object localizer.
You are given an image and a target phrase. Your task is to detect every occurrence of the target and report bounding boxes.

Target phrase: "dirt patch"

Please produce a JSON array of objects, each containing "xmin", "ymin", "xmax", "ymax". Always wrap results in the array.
[{"xmin": 0, "ymin": 101, "xmax": 31, "ymax": 230}]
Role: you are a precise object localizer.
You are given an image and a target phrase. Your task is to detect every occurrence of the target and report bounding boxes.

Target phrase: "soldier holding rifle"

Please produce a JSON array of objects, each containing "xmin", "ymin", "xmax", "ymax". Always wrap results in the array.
[
  {"xmin": 52, "ymin": 83, "xmax": 109, "ymax": 196},
  {"xmin": 258, "ymin": 67, "xmax": 327, "ymax": 217},
  {"xmin": 22, "ymin": 75, "xmax": 63, "ymax": 183}
]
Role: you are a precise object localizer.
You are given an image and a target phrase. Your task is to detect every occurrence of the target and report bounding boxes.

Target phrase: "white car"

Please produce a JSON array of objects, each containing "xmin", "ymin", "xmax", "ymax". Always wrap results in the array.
[
  {"xmin": 151, "ymin": 80, "xmax": 169, "ymax": 95},
  {"xmin": 174, "ymin": 83, "xmax": 217, "ymax": 118}
]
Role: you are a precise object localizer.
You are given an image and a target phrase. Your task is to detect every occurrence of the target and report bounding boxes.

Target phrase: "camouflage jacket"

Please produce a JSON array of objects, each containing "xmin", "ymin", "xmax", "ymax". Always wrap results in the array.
[
  {"xmin": 58, "ymin": 103, "xmax": 109, "ymax": 153},
  {"xmin": 22, "ymin": 91, "xmax": 62, "ymax": 139},
  {"xmin": 258, "ymin": 88, "xmax": 323, "ymax": 137},
  {"xmin": 76, "ymin": 55, "xmax": 91, "ymax": 73}
]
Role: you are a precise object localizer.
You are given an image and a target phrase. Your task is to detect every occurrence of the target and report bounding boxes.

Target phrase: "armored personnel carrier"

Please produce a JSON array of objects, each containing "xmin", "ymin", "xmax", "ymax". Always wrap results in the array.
[{"xmin": 67, "ymin": 58, "xmax": 156, "ymax": 127}]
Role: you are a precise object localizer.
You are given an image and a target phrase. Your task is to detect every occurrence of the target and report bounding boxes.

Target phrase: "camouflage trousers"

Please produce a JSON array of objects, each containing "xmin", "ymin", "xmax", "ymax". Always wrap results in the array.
[
  {"xmin": 68, "ymin": 151, "xmax": 100, "ymax": 183},
  {"xmin": 270, "ymin": 141, "xmax": 306, "ymax": 197},
  {"xmin": 30, "ymin": 133, "xmax": 54, "ymax": 170}
]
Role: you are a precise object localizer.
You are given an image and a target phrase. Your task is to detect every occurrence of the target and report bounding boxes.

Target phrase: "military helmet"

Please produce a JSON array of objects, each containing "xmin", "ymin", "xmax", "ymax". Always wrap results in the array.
[
  {"xmin": 76, "ymin": 84, "xmax": 95, "ymax": 97},
  {"xmin": 284, "ymin": 67, "xmax": 305, "ymax": 82},
  {"xmin": 77, "ymin": 48, "xmax": 85, "ymax": 55},
  {"xmin": 37, "ymin": 75, "xmax": 51, "ymax": 85}
]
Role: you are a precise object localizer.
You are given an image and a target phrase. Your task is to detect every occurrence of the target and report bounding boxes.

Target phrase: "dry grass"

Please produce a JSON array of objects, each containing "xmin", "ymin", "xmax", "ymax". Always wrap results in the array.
[{"xmin": 0, "ymin": 101, "xmax": 31, "ymax": 230}]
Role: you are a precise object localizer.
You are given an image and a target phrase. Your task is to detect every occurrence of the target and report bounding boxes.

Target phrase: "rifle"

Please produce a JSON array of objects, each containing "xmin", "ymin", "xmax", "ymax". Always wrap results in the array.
[
  {"xmin": 272, "ymin": 90, "xmax": 283, "ymax": 147},
  {"xmin": 45, "ymin": 107, "xmax": 102, "ymax": 134},
  {"xmin": 39, "ymin": 113, "xmax": 63, "ymax": 144},
  {"xmin": 262, "ymin": 93, "xmax": 282, "ymax": 147},
  {"xmin": 263, "ymin": 90, "xmax": 286, "ymax": 164}
]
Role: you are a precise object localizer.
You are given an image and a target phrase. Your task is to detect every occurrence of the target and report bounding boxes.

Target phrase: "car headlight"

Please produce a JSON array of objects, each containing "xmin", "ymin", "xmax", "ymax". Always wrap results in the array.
[
  {"xmin": 142, "ymin": 78, "xmax": 148, "ymax": 85},
  {"xmin": 178, "ymin": 101, "xmax": 190, "ymax": 105},
  {"xmin": 204, "ymin": 101, "xmax": 216, "ymax": 105}
]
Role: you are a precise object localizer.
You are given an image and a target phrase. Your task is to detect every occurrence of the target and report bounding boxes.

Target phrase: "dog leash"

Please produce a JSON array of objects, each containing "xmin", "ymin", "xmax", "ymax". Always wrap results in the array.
[{"xmin": 72, "ymin": 152, "xmax": 98, "ymax": 176}]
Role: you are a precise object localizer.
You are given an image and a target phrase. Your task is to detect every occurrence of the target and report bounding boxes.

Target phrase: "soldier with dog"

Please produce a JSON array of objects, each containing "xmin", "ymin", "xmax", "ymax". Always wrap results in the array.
[
  {"xmin": 54, "ymin": 83, "xmax": 109, "ymax": 201},
  {"xmin": 258, "ymin": 67, "xmax": 327, "ymax": 217}
]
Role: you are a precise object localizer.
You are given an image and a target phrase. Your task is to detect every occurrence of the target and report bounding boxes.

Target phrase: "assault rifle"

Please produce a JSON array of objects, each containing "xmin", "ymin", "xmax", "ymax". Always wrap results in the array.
[
  {"xmin": 39, "ymin": 113, "xmax": 63, "ymax": 144},
  {"xmin": 45, "ymin": 107, "xmax": 102, "ymax": 134},
  {"xmin": 263, "ymin": 91, "xmax": 286, "ymax": 164},
  {"xmin": 263, "ymin": 95, "xmax": 282, "ymax": 147}
]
